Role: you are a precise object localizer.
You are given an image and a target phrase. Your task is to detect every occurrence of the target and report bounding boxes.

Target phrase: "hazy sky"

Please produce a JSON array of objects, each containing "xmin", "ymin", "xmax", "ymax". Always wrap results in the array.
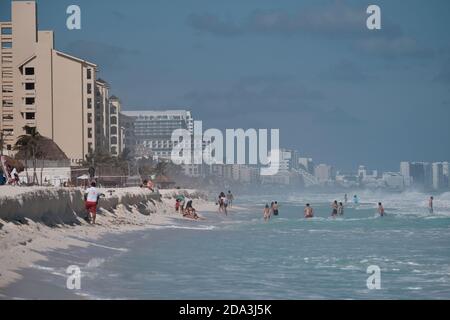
[{"xmin": 1, "ymin": 0, "xmax": 449, "ymax": 171}]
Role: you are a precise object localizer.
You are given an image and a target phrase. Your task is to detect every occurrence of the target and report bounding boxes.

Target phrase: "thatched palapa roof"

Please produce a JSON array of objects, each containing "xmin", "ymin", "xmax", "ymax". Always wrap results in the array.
[{"xmin": 15, "ymin": 137, "xmax": 69, "ymax": 161}]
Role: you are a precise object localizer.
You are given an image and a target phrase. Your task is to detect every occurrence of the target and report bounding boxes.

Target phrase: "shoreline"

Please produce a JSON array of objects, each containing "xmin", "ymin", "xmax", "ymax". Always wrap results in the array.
[{"xmin": 0, "ymin": 187, "xmax": 216, "ymax": 292}]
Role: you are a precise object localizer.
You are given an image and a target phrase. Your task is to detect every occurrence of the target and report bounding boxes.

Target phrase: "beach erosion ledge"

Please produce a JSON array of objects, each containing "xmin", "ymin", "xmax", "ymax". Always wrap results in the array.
[
  {"xmin": 0, "ymin": 187, "xmax": 209, "ymax": 291},
  {"xmin": 0, "ymin": 187, "xmax": 207, "ymax": 226}
]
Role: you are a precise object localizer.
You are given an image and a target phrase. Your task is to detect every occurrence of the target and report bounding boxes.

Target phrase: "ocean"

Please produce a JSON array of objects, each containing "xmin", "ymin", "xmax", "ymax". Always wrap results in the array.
[{"xmin": 4, "ymin": 190, "xmax": 450, "ymax": 299}]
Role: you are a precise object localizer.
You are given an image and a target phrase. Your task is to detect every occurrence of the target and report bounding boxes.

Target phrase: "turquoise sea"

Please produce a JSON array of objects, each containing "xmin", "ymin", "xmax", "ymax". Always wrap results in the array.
[{"xmin": 5, "ymin": 190, "xmax": 450, "ymax": 299}]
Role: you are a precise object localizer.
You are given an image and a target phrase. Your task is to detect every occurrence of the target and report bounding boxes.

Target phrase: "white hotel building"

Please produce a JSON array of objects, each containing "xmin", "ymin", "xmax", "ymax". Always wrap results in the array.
[{"xmin": 121, "ymin": 110, "xmax": 193, "ymax": 158}]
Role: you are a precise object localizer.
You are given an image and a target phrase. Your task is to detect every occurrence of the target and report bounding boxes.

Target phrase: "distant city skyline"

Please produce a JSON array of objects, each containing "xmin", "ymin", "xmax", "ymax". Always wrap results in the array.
[{"xmin": 1, "ymin": 0, "xmax": 449, "ymax": 171}]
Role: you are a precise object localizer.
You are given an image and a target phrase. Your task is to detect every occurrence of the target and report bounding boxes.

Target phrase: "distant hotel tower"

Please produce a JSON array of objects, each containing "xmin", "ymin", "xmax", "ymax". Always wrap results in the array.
[{"xmin": 121, "ymin": 110, "xmax": 193, "ymax": 159}]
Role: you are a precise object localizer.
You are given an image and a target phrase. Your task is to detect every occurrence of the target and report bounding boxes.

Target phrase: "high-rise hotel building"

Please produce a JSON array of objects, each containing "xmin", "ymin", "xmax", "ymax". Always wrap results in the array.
[
  {"xmin": 0, "ymin": 1, "xmax": 121, "ymax": 164},
  {"xmin": 121, "ymin": 110, "xmax": 193, "ymax": 158}
]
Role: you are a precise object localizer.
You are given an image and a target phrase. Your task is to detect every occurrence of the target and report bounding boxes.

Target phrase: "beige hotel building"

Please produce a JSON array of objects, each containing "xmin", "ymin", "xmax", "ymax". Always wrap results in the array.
[{"xmin": 0, "ymin": 1, "xmax": 122, "ymax": 165}]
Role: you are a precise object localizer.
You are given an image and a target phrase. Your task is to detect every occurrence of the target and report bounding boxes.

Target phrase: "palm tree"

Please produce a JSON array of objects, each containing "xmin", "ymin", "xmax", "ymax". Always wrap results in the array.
[{"xmin": 14, "ymin": 126, "xmax": 43, "ymax": 184}]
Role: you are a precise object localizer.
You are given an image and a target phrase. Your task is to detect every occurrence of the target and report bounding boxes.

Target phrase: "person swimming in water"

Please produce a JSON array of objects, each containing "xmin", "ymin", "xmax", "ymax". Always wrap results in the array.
[
  {"xmin": 263, "ymin": 204, "xmax": 271, "ymax": 222},
  {"xmin": 338, "ymin": 202, "xmax": 344, "ymax": 216},
  {"xmin": 378, "ymin": 202, "xmax": 385, "ymax": 217},
  {"xmin": 304, "ymin": 203, "xmax": 314, "ymax": 218},
  {"xmin": 273, "ymin": 201, "xmax": 279, "ymax": 216},
  {"xmin": 331, "ymin": 200, "xmax": 338, "ymax": 217},
  {"xmin": 353, "ymin": 194, "xmax": 359, "ymax": 205},
  {"xmin": 227, "ymin": 190, "xmax": 234, "ymax": 208},
  {"xmin": 429, "ymin": 196, "xmax": 434, "ymax": 214}
]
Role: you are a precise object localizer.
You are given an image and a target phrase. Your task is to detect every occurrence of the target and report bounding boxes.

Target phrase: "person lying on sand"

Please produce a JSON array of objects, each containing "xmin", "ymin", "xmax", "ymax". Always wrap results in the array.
[{"xmin": 182, "ymin": 206, "xmax": 205, "ymax": 220}]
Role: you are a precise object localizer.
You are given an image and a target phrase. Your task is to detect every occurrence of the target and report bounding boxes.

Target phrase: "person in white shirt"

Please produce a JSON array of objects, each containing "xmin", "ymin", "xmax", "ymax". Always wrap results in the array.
[
  {"xmin": 10, "ymin": 167, "xmax": 19, "ymax": 185},
  {"xmin": 84, "ymin": 181, "xmax": 99, "ymax": 224}
]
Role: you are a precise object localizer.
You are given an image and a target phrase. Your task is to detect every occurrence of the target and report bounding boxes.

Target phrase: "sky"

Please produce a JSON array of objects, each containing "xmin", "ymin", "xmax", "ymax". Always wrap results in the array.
[{"xmin": 1, "ymin": 0, "xmax": 450, "ymax": 171}]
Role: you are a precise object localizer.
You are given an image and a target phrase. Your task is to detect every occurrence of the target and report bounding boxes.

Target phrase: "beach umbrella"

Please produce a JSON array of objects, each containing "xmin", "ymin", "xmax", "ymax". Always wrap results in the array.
[{"xmin": 176, "ymin": 195, "xmax": 185, "ymax": 201}]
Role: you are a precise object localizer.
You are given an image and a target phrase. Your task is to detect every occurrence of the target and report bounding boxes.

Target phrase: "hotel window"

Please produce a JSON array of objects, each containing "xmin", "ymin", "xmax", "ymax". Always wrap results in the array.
[
  {"xmin": 88, "ymin": 128, "xmax": 93, "ymax": 138},
  {"xmin": 2, "ymin": 114, "xmax": 13, "ymax": 120},
  {"xmin": 87, "ymin": 98, "xmax": 92, "ymax": 109},
  {"xmin": 1, "ymin": 42, "xmax": 12, "ymax": 49},
  {"xmin": 111, "ymin": 116, "xmax": 117, "ymax": 125},
  {"xmin": 111, "ymin": 137, "xmax": 117, "ymax": 145},
  {"xmin": 24, "ymin": 67, "xmax": 35, "ymax": 75},
  {"xmin": 1, "ymin": 27, "xmax": 12, "ymax": 35},
  {"xmin": 25, "ymin": 97, "xmax": 35, "ymax": 105},
  {"xmin": 87, "ymin": 113, "xmax": 92, "ymax": 124},
  {"xmin": 2, "ymin": 100, "xmax": 12, "ymax": 107},
  {"xmin": 6, "ymin": 144, "xmax": 12, "ymax": 150},
  {"xmin": 88, "ymin": 142, "xmax": 93, "ymax": 152},
  {"xmin": 87, "ymin": 69, "xmax": 92, "ymax": 80},
  {"xmin": 25, "ymin": 83, "xmax": 35, "ymax": 90},
  {"xmin": 25, "ymin": 112, "xmax": 35, "ymax": 120},
  {"xmin": 2, "ymin": 70, "xmax": 12, "ymax": 78},
  {"xmin": 1, "ymin": 55, "xmax": 12, "ymax": 63},
  {"xmin": 2, "ymin": 85, "xmax": 12, "ymax": 93},
  {"xmin": 25, "ymin": 126, "xmax": 35, "ymax": 134}
]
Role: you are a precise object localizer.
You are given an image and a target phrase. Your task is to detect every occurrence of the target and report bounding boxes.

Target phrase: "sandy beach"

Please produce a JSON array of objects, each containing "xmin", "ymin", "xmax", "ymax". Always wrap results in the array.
[{"xmin": 0, "ymin": 186, "xmax": 215, "ymax": 294}]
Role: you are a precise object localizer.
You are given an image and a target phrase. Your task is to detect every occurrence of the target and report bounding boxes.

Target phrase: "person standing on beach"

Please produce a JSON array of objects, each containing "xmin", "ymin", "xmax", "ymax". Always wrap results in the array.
[
  {"xmin": 353, "ymin": 194, "xmax": 359, "ymax": 205},
  {"xmin": 84, "ymin": 181, "xmax": 99, "ymax": 224},
  {"xmin": 429, "ymin": 196, "xmax": 434, "ymax": 214},
  {"xmin": 304, "ymin": 204, "xmax": 314, "ymax": 218},
  {"xmin": 378, "ymin": 202, "xmax": 385, "ymax": 217},
  {"xmin": 263, "ymin": 204, "xmax": 271, "ymax": 222},
  {"xmin": 227, "ymin": 191, "xmax": 234, "ymax": 208},
  {"xmin": 331, "ymin": 200, "xmax": 338, "ymax": 217},
  {"xmin": 344, "ymin": 194, "xmax": 348, "ymax": 204},
  {"xmin": 338, "ymin": 202, "xmax": 344, "ymax": 216}
]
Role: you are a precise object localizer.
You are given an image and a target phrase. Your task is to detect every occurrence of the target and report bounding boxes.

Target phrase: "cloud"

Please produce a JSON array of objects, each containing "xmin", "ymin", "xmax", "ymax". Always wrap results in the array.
[
  {"xmin": 183, "ymin": 74, "xmax": 323, "ymax": 117},
  {"xmin": 65, "ymin": 40, "xmax": 140, "ymax": 68},
  {"xmin": 187, "ymin": 3, "xmax": 401, "ymax": 39},
  {"xmin": 320, "ymin": 60, "xmax": 371, "ymax": 82},
  {"xmin": 186, "ymin": 3, "xmax": 434, "ymax": 60},
  {"xmin": 246, "ymin": 6, "xmax": 367, "ymax": 38},
  {"xmin": 356, "ymin": 36, "xmax": 436, "ymax": 59},
  {"xmin": 312, "ymin": 107, "xmax": 364, "ymax": 126},
  {"xmin": 183, "ymin": 75, "xmax": 363, "ymax": 131},
  {"xmin": 433, "ymin": 60, "xmax": 450, "ymax": 84},
  {"xmin": 186, "ymin": 13, "xmax": 243, "ymax": 37}
]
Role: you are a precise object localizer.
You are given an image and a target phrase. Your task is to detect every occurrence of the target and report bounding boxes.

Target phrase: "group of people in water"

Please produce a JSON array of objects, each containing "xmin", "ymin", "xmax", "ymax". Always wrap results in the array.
[
  {"xmin": 263, "ymin": 201, "xmax": 279, "ymax": 221},
  {"xmin": 298, "ymin": 194, "xmax": 362, "ymax": 220},
  {"xmin": 217, "ymin": 191, "xmax": 234, "ymax": 215},
  {"xmin": 264, "ymin": 194, "xmax": 436, "ymax": 221}
]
